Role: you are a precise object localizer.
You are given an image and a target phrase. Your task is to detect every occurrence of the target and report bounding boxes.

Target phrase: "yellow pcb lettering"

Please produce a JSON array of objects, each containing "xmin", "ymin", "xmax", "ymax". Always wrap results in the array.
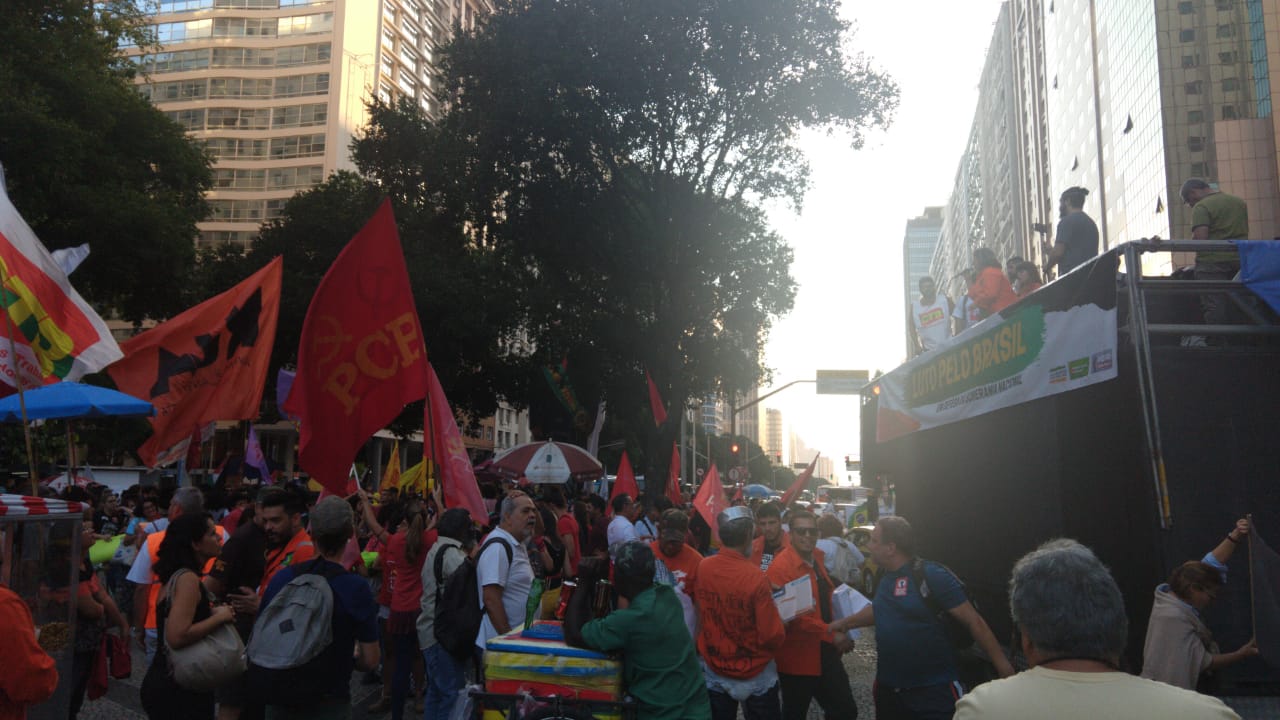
[{"xmin": 324, "ymin": 312, "xmax": 423, "ymax": 415}]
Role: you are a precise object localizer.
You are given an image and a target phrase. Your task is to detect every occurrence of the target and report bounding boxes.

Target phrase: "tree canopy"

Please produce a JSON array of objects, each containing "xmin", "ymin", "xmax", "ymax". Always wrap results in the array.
[
  {"xmin": 0, "ymin": 0, "xmax": 211, "ymax": 322},
  {"xmin": 345, "ymin": 0, "xmax": 896, "ymax": 460}
]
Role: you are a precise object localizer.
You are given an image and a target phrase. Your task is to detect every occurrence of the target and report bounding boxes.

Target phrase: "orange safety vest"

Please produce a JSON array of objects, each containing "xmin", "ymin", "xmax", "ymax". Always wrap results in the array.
[
  {"xmin": 258, "ymin": 530, "xmax": 315, "ymax": 597},
  {"xmin": 143, "ymin": 525, "xmax": 228, "ymax": 630}
]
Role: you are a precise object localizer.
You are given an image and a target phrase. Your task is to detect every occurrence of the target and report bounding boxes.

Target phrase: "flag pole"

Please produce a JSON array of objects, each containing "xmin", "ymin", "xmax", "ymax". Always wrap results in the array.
[
  {"xmin": 424, "ymin": 364, "xmax": 438, "ymax": 499},
  {"xmin": 0, "ymin": 261, "xmax": 39, "ymax": 495},
  {"xmin": 1248, "ymin": 513, "xmax": 1256, "ymax": 644}
]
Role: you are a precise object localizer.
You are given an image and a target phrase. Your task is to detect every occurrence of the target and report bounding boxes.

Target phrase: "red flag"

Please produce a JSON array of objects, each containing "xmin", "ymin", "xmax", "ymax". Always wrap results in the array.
[
  {"xmin": 424, "ymin": 363, "xmax": 486, "ymax": 523},
  {"xmin": 666, "ymin": 442, "xmax": 683, "ymax": 505},
  {"xmin": 692, "ymin": 464, "xmax": 729, "ymax": 540},
  {"xmin": 645, "ymin": 370, "xmax": 667, "ymax": 427},
  {"xmin": 108, "ymin": 259, "xmax": 282, "ymax": 467},
  {"xmin": 732, "ymin": 484, "xmax": 743, "ymax": 503},
  {"xmin": 780, "ymin": 453, "xmax": 820, "ymax": 505},
  {"xmin": 283, "ymin": 200, "xmax": 428, "ymax": 495},
  {"xmin": 608, "ymin": 451, "xmax": 639, "ymax": 515}
]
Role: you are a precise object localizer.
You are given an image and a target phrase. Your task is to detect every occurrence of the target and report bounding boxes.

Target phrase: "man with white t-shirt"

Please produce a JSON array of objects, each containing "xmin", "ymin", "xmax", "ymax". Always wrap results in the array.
[
  {"xmin": 607, "ymin": 494, "xmax": 640, "ymax": 549},
  {"xmin": 909, "ymin": 276, "xmax": 953, "ymax": 355},
  {"xmin": 476, "ymin": 494, "xmax": 538, "ymax": 650}
]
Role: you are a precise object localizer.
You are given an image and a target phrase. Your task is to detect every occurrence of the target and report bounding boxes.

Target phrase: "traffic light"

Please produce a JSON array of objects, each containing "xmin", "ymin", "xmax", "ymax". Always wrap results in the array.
[{"xmin": 731, "ymin": 443, "xmax": 740, "ymax": 454}]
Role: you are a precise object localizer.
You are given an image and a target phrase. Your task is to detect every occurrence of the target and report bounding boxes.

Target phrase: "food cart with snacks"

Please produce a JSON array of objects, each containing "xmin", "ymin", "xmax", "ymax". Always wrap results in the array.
[{"xmin": 0, "ymin": 494, "xmax": 85, "ymax": 720}]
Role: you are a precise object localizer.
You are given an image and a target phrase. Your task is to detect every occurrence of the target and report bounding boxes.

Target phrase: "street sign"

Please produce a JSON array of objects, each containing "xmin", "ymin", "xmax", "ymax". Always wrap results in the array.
[
  {"xmin": 816, "ymin": 369, "xmax": 869, "ymax": 395},
  {"xmin": 728, "ymin": 467, "xmax": 740, "ymax": 482},
  {"xmin": 728, "ymin": 467, "xmax": 750, "ymax": 482}
]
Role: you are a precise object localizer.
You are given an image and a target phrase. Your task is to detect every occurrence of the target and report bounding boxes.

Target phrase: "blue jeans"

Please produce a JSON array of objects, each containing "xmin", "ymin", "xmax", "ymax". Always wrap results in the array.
[
  {"xmin": 423, "ymin": 643, "xmax": 466, "ymax": 720},
  {"xmin": 708, "ymin": 682, "xmax": 781, "ymax": 720}
]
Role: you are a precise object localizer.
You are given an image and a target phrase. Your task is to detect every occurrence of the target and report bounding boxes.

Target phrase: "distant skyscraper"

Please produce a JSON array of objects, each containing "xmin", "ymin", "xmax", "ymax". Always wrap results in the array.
[
  {"xmin": 764, "ymin": 408, "xmax": 784, "ymax": 465},
  {"xmin": 126, "ymin": 0, "xmax": 492, "ymax": 247},
  {"xmin": 902, "ymin": 207, "xmax": 944, "ymax": 357}
]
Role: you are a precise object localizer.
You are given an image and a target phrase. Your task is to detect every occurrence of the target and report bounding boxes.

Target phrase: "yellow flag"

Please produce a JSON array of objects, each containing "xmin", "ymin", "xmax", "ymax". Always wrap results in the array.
[
  {"xmin": 400, "ymin": 458, "xmax": 426, "ymax": 495},
  {"xmin": 384, "ymin": 441, "xmax": 402, "ymax": 492}
]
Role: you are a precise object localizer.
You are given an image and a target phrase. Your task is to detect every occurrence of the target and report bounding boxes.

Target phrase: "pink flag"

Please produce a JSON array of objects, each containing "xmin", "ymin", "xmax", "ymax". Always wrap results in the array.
[
  {"xmin": 425, "ymin": 363, "xmax": 486, "ymax": 523},
  {"xmin": 781, "ymin": 454, "xmax": 820, "ymax": 505},
  {"xmin": 608, "ymin": 451, "xmax": 639, "ymax": 516},
  {"xmin": 692, "ymin": 464, "xmax": 729, "ymax": 541}
]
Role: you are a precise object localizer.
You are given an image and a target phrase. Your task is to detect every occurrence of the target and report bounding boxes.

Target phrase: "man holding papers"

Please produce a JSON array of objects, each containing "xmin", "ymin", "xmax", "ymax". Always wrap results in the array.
[{"xmin": 766, "ymin": 510, "xmax": 858, "ymax": 720}]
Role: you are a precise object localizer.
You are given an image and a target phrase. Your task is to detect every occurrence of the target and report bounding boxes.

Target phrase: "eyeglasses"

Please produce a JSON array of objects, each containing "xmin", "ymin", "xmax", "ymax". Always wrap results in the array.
[{"xmin": 792, "ymin": 527, "xmax": 819, "ymax": 537}]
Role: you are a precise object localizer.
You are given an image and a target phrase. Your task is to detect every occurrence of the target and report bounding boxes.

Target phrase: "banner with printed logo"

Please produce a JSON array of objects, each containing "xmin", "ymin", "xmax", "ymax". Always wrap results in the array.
[{"xmin": 876, "ymin": 252, "xmax": 1119, "ymax": 443}]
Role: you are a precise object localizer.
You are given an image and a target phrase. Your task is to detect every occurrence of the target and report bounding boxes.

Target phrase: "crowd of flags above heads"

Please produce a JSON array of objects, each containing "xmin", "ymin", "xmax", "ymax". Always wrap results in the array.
[
  {"xmin": 0, "ymin": 162, "xmax": 806, "ymax": 525},
  {"xmin": 0, "ymin": 177, "xmax": 480, "ymax": 518}
]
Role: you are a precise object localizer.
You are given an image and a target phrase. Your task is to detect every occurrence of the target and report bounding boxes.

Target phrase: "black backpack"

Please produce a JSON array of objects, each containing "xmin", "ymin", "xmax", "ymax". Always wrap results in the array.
[
  {"xmin": 434, "ymin": 537, "xmax": 512, "ymax": 658},
  {"xmin": 909, "ymin": 557, "xmax": 976, "ymax": 649}
]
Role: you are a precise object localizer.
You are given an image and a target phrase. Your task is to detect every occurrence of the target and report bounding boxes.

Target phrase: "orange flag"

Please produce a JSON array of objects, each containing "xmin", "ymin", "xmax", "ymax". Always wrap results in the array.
[
  {"xmin": 692, "ymin": 464, "xmax": 729, "ymax": 540},
  {"xmin": 108, "ymin": 258, "xmax": 281, "ymax": 467},
  {"xmin": 424, "ymin": 362, "xmax": 486, "ymax": 523},
  {"xmin": 781, "ymin": 453, "xmax": 820, "ymax": 505},
  {"xmin": 283, "ymin": 200, "xmax": 429, "ymax": 495},
  {"xmin": 666, "ymin": 442, "xmax": 683, "ymax": 505},
  {"xmin": 608, "ymin": 451, "xmax": 639, "ymax": 515}
]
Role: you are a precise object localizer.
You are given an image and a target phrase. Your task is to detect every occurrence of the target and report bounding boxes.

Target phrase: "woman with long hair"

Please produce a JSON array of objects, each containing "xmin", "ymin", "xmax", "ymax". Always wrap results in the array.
[
  {"xmin": 359, "ymin": 488, "xmax": 438, "ymax": 719},
  {"xmin": 1141, "ymin": 518, "xmax": 1258, "ymax": 690},
  {"xmin": 70, "ymin": 504, "xmax": 130, "ymax": 717},
  {"xmin": 140, "ymin": 513, "xmax": 234, "ymax": 720}
]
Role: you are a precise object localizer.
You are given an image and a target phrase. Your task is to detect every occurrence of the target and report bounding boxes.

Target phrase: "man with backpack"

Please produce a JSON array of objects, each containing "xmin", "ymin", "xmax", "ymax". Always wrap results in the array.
[
  {"xmin": 417, "ymin": 508, "xmax": 475, "ymax": 720},
  {"xmin": 475, "ymin": 494, "xmax": 537, "ymax": 649},
  {"xmin": 828, "ymin": 516, "xmax": 1012, "ymax": 720},
  {"xmin": 250, "ymin": 496, "xmax": 380, "ymax": 719}
]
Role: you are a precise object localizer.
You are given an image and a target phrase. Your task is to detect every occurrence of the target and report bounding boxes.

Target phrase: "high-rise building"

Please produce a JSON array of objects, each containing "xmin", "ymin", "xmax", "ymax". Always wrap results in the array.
[
  {"xmin": 763, "ymin": 408, "xmax": 785, "ymax": 465},
  {"xmin": 1041, "ymin": 0, "xmax": 1280, "ymax": 264},
  {"xmin": 126, "ymin": 0, "xmax": 491, "ymax": 248},
  {"xmin": 932, "ymin": 125, "xmax": 987, "ymax": 302},
  {"xmin": 902, "ymin": 207, "xmax": 944, "ymax": 356}
]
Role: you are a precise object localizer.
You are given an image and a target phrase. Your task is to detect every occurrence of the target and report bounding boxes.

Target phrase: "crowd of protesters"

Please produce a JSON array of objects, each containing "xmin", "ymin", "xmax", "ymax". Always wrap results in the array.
[{"xmin": 0, "ymin": 471, "xmax": 1260, "ymax": 720}]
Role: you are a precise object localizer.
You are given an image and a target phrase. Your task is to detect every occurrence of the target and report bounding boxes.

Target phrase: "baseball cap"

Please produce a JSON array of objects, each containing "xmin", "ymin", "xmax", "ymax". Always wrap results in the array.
[
  {"xmin": 659, "ymin": 509, "xmax": 689, "ymax": 540},
  {"xmin": 613, "ymin": 541, "xmax": 655, "ymax": 580},
  {"xmin": 309, "ymin": 496, "xmax": 353, "ymax": 538}
]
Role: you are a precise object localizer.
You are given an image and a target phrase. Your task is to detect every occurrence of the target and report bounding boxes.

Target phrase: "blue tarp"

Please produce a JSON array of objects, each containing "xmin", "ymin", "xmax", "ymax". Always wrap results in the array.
[{"xmin": 1238, "ymin": 240, "xmax": 1280, "ymax": 314}]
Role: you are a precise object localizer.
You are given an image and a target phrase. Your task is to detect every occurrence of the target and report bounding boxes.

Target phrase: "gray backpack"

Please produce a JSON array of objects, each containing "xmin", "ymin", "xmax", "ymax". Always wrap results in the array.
[{"xmin": 245, "ymin": 558, "xmax": 342, "ymax": 703}]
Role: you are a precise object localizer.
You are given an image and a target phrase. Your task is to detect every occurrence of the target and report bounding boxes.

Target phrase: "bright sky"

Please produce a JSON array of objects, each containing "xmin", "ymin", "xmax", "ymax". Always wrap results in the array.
[{"xmin": 760, "ymin": 0, "xmax": 1006, "ymax": 473}]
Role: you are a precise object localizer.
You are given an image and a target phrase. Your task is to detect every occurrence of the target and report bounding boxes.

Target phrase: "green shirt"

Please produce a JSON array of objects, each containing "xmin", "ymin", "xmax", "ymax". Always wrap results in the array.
[
  {"xmin": 1191, "ymin": 191, "xmax": 1249, "ymax": 263},
  {"xmin": 580, "ymin": 584, "xmax": 711, "ymax": 720}
]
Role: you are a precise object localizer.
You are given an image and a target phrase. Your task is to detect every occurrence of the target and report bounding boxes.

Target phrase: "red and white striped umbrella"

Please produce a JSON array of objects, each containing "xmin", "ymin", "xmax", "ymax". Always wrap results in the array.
[
  {"xmin": 0, "ymin": 494, "xmax": 85, "ymax": 517},
  {"xmin": 490, "ymin": 440, "xmax": 604, "ymax": 484}
]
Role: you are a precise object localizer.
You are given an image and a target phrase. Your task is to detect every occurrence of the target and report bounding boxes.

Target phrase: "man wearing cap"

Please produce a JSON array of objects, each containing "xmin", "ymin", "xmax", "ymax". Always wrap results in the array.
[
  {"xmin": 765, "ymin": 510, "xmax": 857, "ymax": 720},
  {"xmin": 651, "ymin": 509, "xmax": 703, "ymax": 638},
  {"xmin": 258, "ymin": 497, "xmax": 380, "ymax": 718},
  {"xmin": 566, "ymin": 544, "xmax": 712, "ymax": 720},
  {"xmin": 694, "ymin": 506, "xmax": 787, "ymax": 720}
]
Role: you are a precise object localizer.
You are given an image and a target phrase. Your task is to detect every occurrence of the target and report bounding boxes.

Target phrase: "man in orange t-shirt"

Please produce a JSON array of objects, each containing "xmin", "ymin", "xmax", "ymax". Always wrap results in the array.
[
  {"xmin": 968, "ymin": 247, "xmax": 1018, "ymax": 317},
  {"xmin": 765, "ymin": 510, "xmax": 857, "ymax": 720},
  {"xmin": 651, "ymin": 509, "xmax": 702, "ymax": 596},
  {"xmin": 750, "ymin": 502, "xmax": 789, "ymax": 572},
  {"xmin": 694, "ymin": 506, "xmax": 786, "ymax": 720}
]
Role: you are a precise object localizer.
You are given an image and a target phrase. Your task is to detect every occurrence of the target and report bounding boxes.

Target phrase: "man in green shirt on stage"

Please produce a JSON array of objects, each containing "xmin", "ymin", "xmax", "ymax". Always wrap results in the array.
[{"xmin": 566, "ymin": 543, "xmax": 711, "ymax": 720}]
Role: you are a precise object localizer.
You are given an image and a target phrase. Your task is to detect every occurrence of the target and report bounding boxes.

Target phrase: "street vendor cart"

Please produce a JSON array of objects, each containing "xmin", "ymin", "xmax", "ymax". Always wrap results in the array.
[
  {"xmin": 477, "ymin": 621, "xmax": 635, "ymax": 720},
  {"xmin": 0, "ymin": 494, "xmax": 85, "ymax": 720}
]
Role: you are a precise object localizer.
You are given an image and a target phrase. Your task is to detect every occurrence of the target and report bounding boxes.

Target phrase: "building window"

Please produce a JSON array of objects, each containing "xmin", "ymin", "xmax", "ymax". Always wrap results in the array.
[
  {"xmin": 1182, "ymin": 54, "xmax": 1199, "ymax": 68},
  {"xmin": 1216, "ymin": 24, "xmax": 1235, "ymax": 38},
  {"xmin": 1222, "ymin": 77, "xmax": 1240, "ymax": 91},
  {"xmin": 1191, "ymin": 162, "xmax": 1209, "ymax": 176},
  {"xmin": 1215, "ymin": 0, "xmax": 1232, "ymax": 8},
  {"xmin": 1188, "ymin": 109, "xmax": 1204, "ymax": 123},
  {"xmin": 1178, "ymin": 0, "xmax": 1194, "ymax": 12},
  {"xmin": 1180, "ymin": 29, "xmax": 1196, "ymax": 41},
  {"xmin": 1222, "ymin": 105, "xmax": 1238, "ymax": 119},
  {"xmin": 1185, "ymin": 80, "xmax": 1203, "ymax": 94},
  {"xmin": 1187, "ymin": 136, "xmax": 1205, "ymax": 152}
]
